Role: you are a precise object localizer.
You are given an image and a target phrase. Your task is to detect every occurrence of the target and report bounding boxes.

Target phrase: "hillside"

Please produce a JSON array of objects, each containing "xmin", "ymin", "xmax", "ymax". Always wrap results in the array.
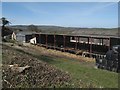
[{"xmin": 9, "ymin": 25, "xmax": 118, "ymax": 36}]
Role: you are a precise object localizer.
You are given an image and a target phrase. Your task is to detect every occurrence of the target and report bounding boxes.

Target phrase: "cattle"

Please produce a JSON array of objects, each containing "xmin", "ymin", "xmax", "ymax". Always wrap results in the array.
[{"xmin": 95, "ymin": 45, "xmax": 120, "ymax": 72}]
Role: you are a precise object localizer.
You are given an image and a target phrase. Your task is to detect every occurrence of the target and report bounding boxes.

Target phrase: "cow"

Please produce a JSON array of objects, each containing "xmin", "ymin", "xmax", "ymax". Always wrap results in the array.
[{"xmin": 95, "ymin": 45, "xmax": 120, "ymax": 72}]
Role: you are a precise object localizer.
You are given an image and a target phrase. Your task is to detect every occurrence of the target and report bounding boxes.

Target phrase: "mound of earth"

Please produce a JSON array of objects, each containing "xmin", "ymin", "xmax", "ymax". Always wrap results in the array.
[{"xmin": 2, "ymin": 44, "xmax": 71, "ymax": 88}]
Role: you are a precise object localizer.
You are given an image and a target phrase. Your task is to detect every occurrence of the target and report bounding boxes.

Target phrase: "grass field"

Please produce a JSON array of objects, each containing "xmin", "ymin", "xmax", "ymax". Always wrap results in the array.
[
  {"xmin": 34, "ymin": 54, "xmax": 118, "ymax": 88},
  {"xmin": 2, "ymin": 43, "xmax": 118, "ymax": 88},
  {"xmin": 46, "ymin": 57, "xmax": 118, "ymax": 88}
]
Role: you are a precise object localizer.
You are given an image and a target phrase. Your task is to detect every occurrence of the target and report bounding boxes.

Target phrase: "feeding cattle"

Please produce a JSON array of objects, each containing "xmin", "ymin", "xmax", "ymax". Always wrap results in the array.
[{"xmin": 95, "ymin": 45, "xmax": 120, "ymax": 72}]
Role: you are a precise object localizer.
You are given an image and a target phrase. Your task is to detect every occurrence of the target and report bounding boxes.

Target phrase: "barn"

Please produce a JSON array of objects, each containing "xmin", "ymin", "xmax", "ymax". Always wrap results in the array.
[{"xmin": 25, "ymin": 33, "xmax": 120, "ymax": 58}]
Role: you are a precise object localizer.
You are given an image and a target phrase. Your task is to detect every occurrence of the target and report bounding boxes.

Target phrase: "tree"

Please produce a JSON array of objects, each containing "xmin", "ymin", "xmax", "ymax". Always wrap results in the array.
[
  {"xmin": 1, "ymin": 17, "xmax": 13, "ymax": 37},
  {"xmin": 1, "ymin": 17, "xmax": 11, "ymax": 28}
]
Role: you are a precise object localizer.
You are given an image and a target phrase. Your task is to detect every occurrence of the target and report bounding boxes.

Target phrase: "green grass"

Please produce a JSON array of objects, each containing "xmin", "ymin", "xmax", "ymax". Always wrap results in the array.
[{"xmin": 43, "ymin": 57, "xmax": 118, "ymax": 88}]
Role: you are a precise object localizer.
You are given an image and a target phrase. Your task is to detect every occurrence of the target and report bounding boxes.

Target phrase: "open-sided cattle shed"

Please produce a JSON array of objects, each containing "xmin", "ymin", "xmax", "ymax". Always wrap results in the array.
[{"xmin": 25, "ymin": 33, "xmax": 120, "ymax": 57}]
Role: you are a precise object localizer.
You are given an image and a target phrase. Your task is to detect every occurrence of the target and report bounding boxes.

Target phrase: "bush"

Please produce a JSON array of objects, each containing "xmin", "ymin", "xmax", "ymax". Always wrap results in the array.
[{"xmin": 2, "ymin": 35, "xmax": 16, "ymax": 44}]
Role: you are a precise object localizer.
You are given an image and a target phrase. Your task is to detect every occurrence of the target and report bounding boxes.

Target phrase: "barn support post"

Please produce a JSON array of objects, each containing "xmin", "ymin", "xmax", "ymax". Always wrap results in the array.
[
  {"xmin": 88, "ymin": 37, "xmax": 90, "ymax": 52},
  {"xmin": 63, "ymin": 35, "xmax": 66, "ymax": 52},
  {"xmin": 54, "ymin": 35, "xmax": 56, "ymax": 50},
  {"xmin": 89, "ymin": 37, "xmax": 92, "ymax": 58},
  {"xmin": 75, "ymin": 36, "xmax": 78, "ymax": 50},
  {"xmin": 88, "ymin": 37, "xmax": 90, "ymax": 51},
  {"xmin": 79, "ymin": 37, "xmax": 81, "ymax": 49},
  {"xmin": 101, "ymin": 39, "xmax": 103, "ymax": 45},
  {"xmin": 39, "ymin": 34, "xmax": 41, "ymax": 45},
  {"xmin": 46, "ymin": 35, "xmax": 48, "ymax": 48},
  {"xmin": 78, "ymin": 36, "xmax": 80, "ymax": 50},
  {"xmin": 108, "ymin": 37, "xmax": 111, "ymax": 50}
]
